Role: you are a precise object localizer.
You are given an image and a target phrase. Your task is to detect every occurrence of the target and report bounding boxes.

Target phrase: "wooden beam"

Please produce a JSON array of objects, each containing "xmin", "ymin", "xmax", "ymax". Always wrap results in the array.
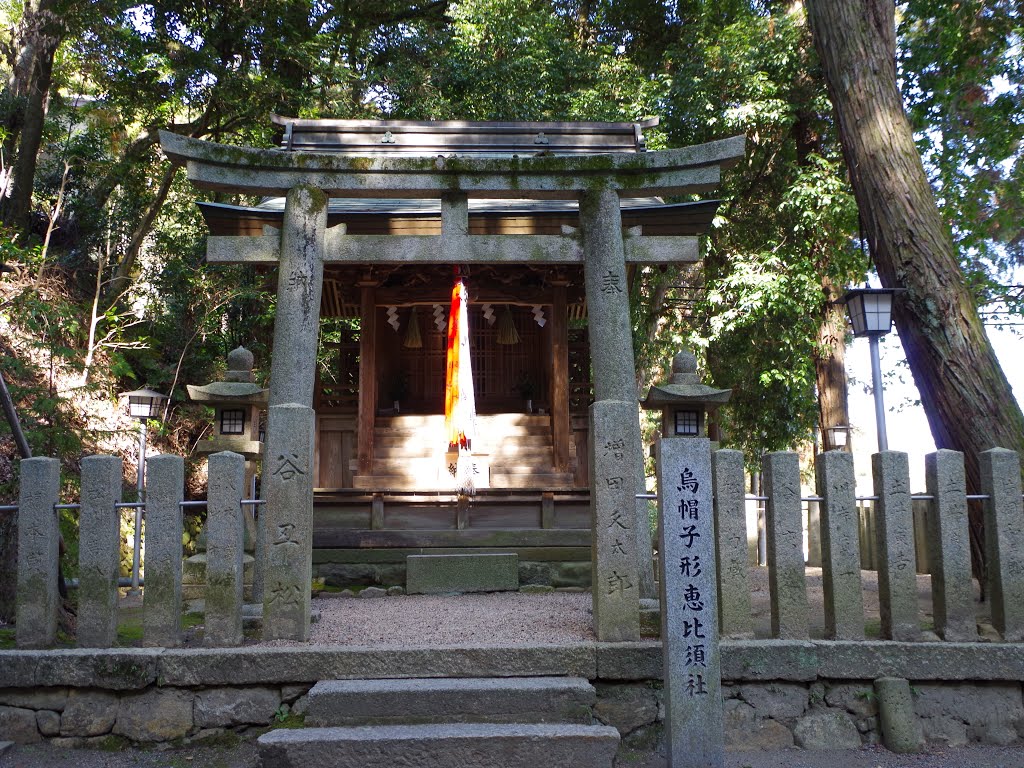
[
  {"xmin": 356, "ymin": 283, "xmax": 378, "ymax": 475},
  {"xmin": 550, "ymin": 283, "xmax": 571, "ymax": 473}
]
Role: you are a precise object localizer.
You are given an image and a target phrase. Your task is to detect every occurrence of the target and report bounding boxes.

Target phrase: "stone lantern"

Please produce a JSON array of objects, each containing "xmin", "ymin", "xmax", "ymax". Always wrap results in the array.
[
  {"xmin": 184, "ymin": 346, "xmax": 267, "ymax": 601},
  {"xmin": 187, "ymin": 346, "xmax": 268, "ymax": 470},
  {"xmin": 641, "ymin": 349, "xmax": 731, "ymax": 443}
]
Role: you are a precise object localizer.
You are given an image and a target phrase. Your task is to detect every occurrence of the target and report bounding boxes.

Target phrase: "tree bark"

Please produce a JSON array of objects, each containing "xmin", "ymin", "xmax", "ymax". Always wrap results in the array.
[
  {"xmin": 805, "ymin": 0, "xmax": 1024, "ymax": 489},
  {"xmin": 1, "ymin": 0, "xmax": 63, "ymax": 229},
  {"xmin": 815, "ymin": 275, "xmax": 851, "ymax": 452}
]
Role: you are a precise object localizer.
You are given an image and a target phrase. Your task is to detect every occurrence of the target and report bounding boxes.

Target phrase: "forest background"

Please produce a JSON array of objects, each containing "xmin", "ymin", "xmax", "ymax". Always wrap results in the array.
[{"xmin": 0, "ymin": 0, "xmax": 1021, "ymax": 617}]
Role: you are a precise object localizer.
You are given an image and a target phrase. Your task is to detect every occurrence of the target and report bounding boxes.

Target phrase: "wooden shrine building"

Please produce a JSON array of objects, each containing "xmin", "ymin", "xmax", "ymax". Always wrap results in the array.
[{"xmin": 162, "ymin": 117, "xmax": 743, "ymax": 588}]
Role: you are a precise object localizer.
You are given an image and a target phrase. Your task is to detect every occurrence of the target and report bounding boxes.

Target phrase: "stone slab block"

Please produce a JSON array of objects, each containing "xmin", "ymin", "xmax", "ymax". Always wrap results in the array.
[
  {"xmin": 158, "ymin": 644, "xmax": 597, "ymax": 686},
  {"xmin": 712, "ymin": 449, "xmax": 752, "ymax": 638},
  {"xmin": 763, "ymin": 451, "xmax": 809, "ymax": 639},
  {"xmin": 257, "ymin": 722, "xmax": 620, "ymax": 768},
  {"xmin": 0, "ymin": 705, "xmax": 40, "ymax": 744},
  {"xmin": 0, "ymin": 650, "xmax": 159, "ymax": 689},
  {"xmin": 980, "ymin": 448, "xmax": 1024, "ymax": 641},
  {"xmin": 113, "ymin": 688, "xmax": 193, "ymax": 742},
  {"xmin": 815, "ymin": 450, "xmax": 864, "ymax": 640},
  {"xmin": 194, "ymin": 686, "xmax": 281, "ymax": 727},
  {"xmin": 405, "ymin": 553, "xmax": 518, "ymax": 595},
  {"xmin": 305, "ymin": 677, "xmax": 594, "ymax": 727}
]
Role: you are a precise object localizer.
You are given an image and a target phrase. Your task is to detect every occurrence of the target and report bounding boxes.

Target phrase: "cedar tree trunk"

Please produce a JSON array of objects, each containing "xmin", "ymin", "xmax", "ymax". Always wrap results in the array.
[
  {"xmin": 805, "ymin": 0, "xmax": 1024, "ymax": 488},
  {"xmin": 815, "ymin": 275, "xmax": 852, "ymax": 452}
]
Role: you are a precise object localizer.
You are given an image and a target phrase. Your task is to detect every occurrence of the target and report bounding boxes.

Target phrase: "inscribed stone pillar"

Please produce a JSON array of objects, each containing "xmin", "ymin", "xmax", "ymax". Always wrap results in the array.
[
  {"xmin": 580, "ymin": 187, "xmax": 655, "ymax": 600},
  {"xmin": 268, "ymin": 184, "xmax": 327, "ymax": 410},
  {"xmin": 589, "ymin": 400, "xmax": 641, "ymax": 642},
  {"xmin": 979, "ymin": 448, "xmax": 1024, "ymax": 641},
  {"xmin": 763, "ymin": 451, "xmax": 808, "ymax": 639},
  {"xmin": 143, "ymin": 454, "xmax": 185, "ymax": 648},
  {"xmin": 205, "ymin": 451, "xmax": 246, "ymax": 646},
  {"xmin": 77, "ymin": 455, "xmax": 123, "ymax": 648},
  {"xmin": 711, "ymin": 449, "xmax": 752, "ymax": 639},
  {"xmin": 924, "ymin": 450, "xmax": 976, "ymax": 641},
  {"xmin": 872, "ymin": 452, "xmax": 919, "ymax": 641},
  {"xmin": 262, "ymin": 403, "xmax": 315, "ymax": 642},
  {"xmin": 15, "ymin": 457, "xmax": 60, "ymax": 649},
  {"xmin": 658, "ymin": 437, "xmax": 722, "ymax": 768},
  {"xmin": 815, "ymin": 450, "xmax": 864, "ymax": 640}
]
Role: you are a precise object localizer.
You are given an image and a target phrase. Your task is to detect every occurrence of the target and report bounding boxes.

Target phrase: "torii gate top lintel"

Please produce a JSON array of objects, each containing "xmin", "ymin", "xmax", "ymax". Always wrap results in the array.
[{"xmin": 159, "ymin": 130, "xmax": 745, "ymax": 199}]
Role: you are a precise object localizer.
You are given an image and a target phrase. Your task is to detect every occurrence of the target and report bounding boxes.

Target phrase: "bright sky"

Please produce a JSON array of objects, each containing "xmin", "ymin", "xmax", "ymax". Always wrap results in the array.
[{"xmin": 846, "ymin": 322, "xmax": 1023, "ymax": 492}]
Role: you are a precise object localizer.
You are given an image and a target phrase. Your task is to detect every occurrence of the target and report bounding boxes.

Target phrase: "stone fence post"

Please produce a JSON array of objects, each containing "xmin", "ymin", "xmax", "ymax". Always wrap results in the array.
[
  {"xmin": 206, "ymin": 451, "xmax": 246, "ymax": 646},
  {"xmin": 815, "ymin": 450, "xmax": 864, "ymax": 640},
  {"xmin": 872, "ymin": 451, "xmax": 919, "ymax": 641},
  {"xmin": 15, "ymin": 457, "xmax": 61, "ymax": 648},
  {"xmin": 144, "ymin": 454, "xmax": 185, "ymax": 647},
  {"xmin": 762, "ymin": 451, "xmax": 808, "ymax": 639},
  {"xmin": 925, "ymin": 450, "xmax": 976, "ymax": 642},
  {"xmin": 711, "ymin": 449, "xmax": 752, "ymax": 639},
  {"xmin": 980, "ymin": 448, "xmax": 1024, "ymax": 642},
  {"xmin": 77, "ymin": 455, "xmax": 123, "ymax": 648}
]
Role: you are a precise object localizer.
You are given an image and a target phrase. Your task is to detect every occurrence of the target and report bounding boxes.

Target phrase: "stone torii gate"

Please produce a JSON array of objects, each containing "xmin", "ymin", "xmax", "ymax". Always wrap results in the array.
[{"xmin": 160, "ymin": 128, "xmax": 744, "ymax": 642}]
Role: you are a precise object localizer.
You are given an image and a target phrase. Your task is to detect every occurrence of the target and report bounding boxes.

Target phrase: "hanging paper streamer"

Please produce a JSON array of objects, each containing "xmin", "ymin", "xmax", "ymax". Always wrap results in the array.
[
  {"xmin": 386, "ymin": 306, "xmax": 400, "ymax": 332},
  {"xmin": 444, "ymin": 276, "xmax": 477, "ymax": 495},
  {"xmin": 482, "ymin": 303, "xmax": 496, "ymax": 326},
  {"xmin": 496, "ymin": 305, "xmax": 520, "ymax": 345},
  {"xmin": 403, "ymin": 306, "xmax": 423, "ymax": 349},
  {"xmin": 531, "ymin": 305, "xmax": 546, "ymax": 328},
  {"xmin": 432, "ymin": 303, "xmax": 447, "ymax": 332}
]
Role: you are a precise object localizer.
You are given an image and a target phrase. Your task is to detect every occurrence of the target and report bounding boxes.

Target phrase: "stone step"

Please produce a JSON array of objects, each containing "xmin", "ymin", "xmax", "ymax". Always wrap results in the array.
[
  {"xmin": 257, "ymin": 723, "xmax": 620, "ymax": 768},
  {"xmin": 376, "ymin": 414, "xmax": 552, "ymax": 427},
  {"xmin": 375, "ymin": 423, "xmax": 552, "ymax": 438},
  {"xmin": 489, "ymin": 473, "xmax": 575, "ymax": 488},
  {"xmin": 305, "ymin": 677, "xmax": 595, "ymax": 727},
  {"xmin": 351, "ymin": 473, "xmax": 574, "ymax": 490},
  {"xmin": 374, "ymin": 434, "xmax": 554, "ymax": 450}
]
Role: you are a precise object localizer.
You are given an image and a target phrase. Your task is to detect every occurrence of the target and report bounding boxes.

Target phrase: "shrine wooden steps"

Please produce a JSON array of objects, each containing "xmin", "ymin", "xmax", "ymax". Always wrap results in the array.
[
  {"xmin": 257, "ymin": 677, "xmax": 619, "ymax": 768},
  {"xmin": 352, "ymin": 413, "xmax": 577, "ymax": 491}
]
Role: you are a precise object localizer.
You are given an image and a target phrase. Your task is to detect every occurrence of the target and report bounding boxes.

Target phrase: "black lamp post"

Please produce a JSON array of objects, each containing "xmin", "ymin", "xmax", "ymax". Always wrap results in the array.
[
  {"xmin": 839, "ymin": 288, "xmax": 899, "ymax": 452},
  {"xmin": 121, "ymin": 387, "xmax": 168, "ymax": 596}
]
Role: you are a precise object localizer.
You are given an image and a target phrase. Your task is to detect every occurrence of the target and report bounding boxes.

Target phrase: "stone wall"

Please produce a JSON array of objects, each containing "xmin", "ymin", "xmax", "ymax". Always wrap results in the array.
[{"xmin": 2, "ymin": 678, "xmax": 1022, "ymax": 753}]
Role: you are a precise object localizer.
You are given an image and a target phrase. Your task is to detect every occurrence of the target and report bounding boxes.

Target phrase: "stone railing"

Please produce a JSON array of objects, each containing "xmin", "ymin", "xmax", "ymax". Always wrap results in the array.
[
  {"xmin": 11, "ymin": 452, "xmax": 253, "ymax": 649},
  {"xmin": 7, "ymin": 446, "xmax": 1024, "ymax": 650},
  {"xmin": 712, "ymin": 448, "xmax": 1024, "ymax": 643}
]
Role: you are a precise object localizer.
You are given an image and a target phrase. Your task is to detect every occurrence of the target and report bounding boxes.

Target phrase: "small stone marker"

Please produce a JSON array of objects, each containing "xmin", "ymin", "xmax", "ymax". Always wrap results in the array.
[
  {"xmin": 77, "ymin": 455, "xmax": 123, "ymax": 648},
  {"xmin": 657, "ymin": 436, "xmax": 722, "ymax": 768},
  {"xmin": 205, "ymin": 451, "xmax": 246, "ymax": 646},
  {"xmin": 143, "ymin": 454, "xmax": 185, "ymax": 647},
  {"xmin": 589, "ymin": 399, "xmax": 641, "ymax": 642},
  {"xmin": 15, "ymin": 457, "xmax": 61, "ymax": 649},
  {"xmin": 262, "ymin": 403, "xmax": 315, "ymax": 641}
]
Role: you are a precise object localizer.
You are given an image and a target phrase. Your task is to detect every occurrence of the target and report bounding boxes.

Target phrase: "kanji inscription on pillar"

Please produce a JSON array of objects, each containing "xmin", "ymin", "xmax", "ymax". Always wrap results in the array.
[
  {"xmin": 262, "ymin": 403, "xmax": 315, "ymax": 641},
  {"xmin": 589, "ymin": 400, "xmax": 641, "ymax": 642},
  {"xmin": 657, "ymin": 436, "xmax": 722, "ymax": 768}
]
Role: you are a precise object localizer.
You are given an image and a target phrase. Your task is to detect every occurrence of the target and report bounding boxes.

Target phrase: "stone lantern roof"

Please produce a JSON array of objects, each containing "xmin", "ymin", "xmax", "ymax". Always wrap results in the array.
[
  {"xmin": 186, "ymin": 346, "xmax": 268, "ymax": 406},
  {"xmin": 641, "ymin": 350, "xmax": 731, "ymax": 410}
]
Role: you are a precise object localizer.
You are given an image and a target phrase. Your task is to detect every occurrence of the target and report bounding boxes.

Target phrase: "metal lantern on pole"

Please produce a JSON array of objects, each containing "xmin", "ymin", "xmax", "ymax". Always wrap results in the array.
[
  {"xmin": 121, "ymin": 387, "xmax": 169, "ymax": 597},
  {"xmin": 839, "ymin": 287, "xmax": 900, "ymax": 452}
]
